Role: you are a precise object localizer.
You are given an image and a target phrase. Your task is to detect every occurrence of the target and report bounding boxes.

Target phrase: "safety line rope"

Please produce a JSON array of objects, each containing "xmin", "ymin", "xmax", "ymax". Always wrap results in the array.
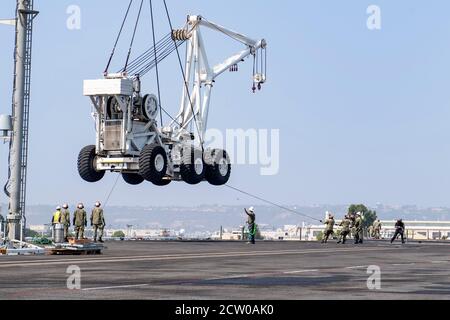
[{"xmin": 225, "ymin": 185, "xmax": 322, "ymax": 222}]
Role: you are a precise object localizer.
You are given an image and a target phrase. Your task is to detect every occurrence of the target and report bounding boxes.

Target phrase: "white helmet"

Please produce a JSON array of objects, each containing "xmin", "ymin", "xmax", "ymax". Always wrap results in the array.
[
  {"xmin": 63, "ymin": 204, "xmax": 69, "ymax": 209},
  {"xmin": 248, "ymin": 207, "xmax": 254, "ymax": 213},
  {"xmin": 78, "ymin": 203, "xmax": 84, "ymax": 209},
  {"xmin": 95, "ymin": 201, "xmax": 101, "ymax": 207},
  {"xmin": 56, "ymin": 206, "xmax": 61, "ymax": 210}
]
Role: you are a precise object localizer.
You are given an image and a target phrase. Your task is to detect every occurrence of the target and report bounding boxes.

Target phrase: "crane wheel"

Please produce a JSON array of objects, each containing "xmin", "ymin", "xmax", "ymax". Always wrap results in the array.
[
  {"xmin": 180, "ymin": 146, "xmax": 205, "ymax": 185},
  {"xmin": 139, "ymin": 144, "xmax": 168, "ymax": 185},
  {"xmin": 204, "ymin": 149, "xmax": 231, "ymax": 186},
  {"xmin": 122, "ymin": 173, "xmax": 144, "ymax": 185},
  {"xmin": 77, "ymin": 145, "xmax": 105, "ymax": 183},
  {"xmin": 152, "ymin": 178, "xmax": 172, "ymax": 186}
]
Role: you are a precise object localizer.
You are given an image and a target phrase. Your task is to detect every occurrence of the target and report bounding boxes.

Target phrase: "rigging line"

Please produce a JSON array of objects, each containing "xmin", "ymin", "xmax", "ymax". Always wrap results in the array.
[
  {"xmin": 124, "ymin": 0, "xmax": 144, "ymax": 72},
  {"xmin": 122, "ymin": 34, "xmax": 173, "ymax": 72},
  {"xmin": 135, "ymin": 42, "xmax": 182, "ymax": 77},
  {"xmin": 104, "ymin": 0, "xmax": 134, "ymax": 74},
  {"xmin": 149, "ymin": 0, "xmax": 164, "ymax": 127},
  {"xmin": 129, "ymin": 39, "xmax": 178, "ymax": 75},
  {"xmin": 163, "ymin": 0, "xmax": 204, "ymax": 151},
  {"xmin": 126, "ymin": 33, "xmax": 172, "ymax": 65},
  {"xmin": 225, "ymin": 185, "xmax": 322, "ymax": 223},
  {"xmin": 103, "ymin": 174, "xmax": 120, "ymax": 209},
  {"xmin": 127, "ymin": 40, "xmax": 182, "ymax": 77}
]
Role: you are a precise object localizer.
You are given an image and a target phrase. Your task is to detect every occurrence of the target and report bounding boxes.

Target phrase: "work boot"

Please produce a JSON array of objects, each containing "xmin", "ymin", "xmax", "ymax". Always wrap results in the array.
[
  {"xmin": 99, "ymin": 238, "xmax": 104, "ymax": 243},
  {"xmin": 93, "ymin": 237, "xmax": 97, "ymax": 243}
]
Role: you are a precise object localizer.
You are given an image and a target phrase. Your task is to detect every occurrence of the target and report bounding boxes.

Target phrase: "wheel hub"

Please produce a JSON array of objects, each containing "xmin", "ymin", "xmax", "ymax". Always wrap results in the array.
[
  {"xmin": 194, "ymin": 158, "xmax": 204, "ymax": 175},
  {"xmin": 218, "ymin": 157, "xmax": 229, "ymax": 176},
  {"xmin": 154, "ymin": 154, "xmax": 165, "ymax": 172}
]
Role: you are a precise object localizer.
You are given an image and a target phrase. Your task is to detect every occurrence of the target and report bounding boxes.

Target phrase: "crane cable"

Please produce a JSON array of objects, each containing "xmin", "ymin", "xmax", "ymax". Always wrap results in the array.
[
  {"xmin": 225, "ymin": 185, "xmax": 322, "ymax": 223},
  {"xmin": 163, "ymin": 0, "xmax": 204, "ymax": 151},
  {"xmin": 104, "ymin": 0, "xmax": 134, "ymax": 75},
  {"xmin": 123, "ymin": 0, "xmax": 144, "ymax": 72},
  {"xmin": 149, "ymin": 0, "xmax": 163, "ymax": 127},
  {"xmin": 103, "ymin": 175, "xmax": 121, "ymax": 209}
]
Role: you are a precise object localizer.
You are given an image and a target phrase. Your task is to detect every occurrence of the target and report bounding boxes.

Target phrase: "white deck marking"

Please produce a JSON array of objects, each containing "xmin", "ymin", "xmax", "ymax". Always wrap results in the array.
[
  {"xmin": 283, "ymin": 269, "xmax": 319, "ymax": 274},
  {"xmin": 82, "ymin": 284, "xmax": 149, "ymax": 291},
  {"xmin": 346, "ymin": 265, "xmax": 369, "ymax": 269},
  {"xmin": 205, "ymin": 275, "xmax": 251, "ymax": 281}
]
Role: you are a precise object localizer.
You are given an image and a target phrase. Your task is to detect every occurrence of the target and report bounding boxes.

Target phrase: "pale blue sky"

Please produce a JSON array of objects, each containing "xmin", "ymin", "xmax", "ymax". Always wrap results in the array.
[{"xmin": 1, "ymin": 0, "xmax": 450, "ymax": 208}]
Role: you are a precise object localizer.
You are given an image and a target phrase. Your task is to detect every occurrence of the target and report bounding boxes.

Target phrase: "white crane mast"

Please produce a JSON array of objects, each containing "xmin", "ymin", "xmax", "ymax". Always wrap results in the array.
[{"xmin": 173, "ymin": 15, "xmax": 267, "ymax": 143}]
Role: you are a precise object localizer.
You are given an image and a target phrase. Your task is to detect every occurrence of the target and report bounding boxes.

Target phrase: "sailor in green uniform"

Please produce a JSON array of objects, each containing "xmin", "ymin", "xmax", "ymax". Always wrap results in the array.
[
  {"xmin": 91, "ymin": 201, "xmax": 105, "ymax": 243},
  {"xmin": 61, "ymin": 204, "xmax": 71, "ymax": 242},
  {"xmin": 320, "ymin": 214, "xmax": 335, "ymax": 243},
  {"xmin": 73, "ymin": 203, "xmax": 87, "ymax": 240},
  {"xmin": 353, "ymin": 213, "xmax": 364, "ymax": 244},
  {"xmin": 337, "ymin": 215, "xmax": 352, "ymax": 244}
]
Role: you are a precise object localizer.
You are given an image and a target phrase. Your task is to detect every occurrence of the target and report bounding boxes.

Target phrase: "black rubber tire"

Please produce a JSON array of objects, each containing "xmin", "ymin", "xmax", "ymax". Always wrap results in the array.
[
  {"xmin": 152, "ymin": 178, "xmax": 172, "ymax": 186},
  {"xmin": 77, "ymin": 145, "xmax": 105, "ymax": 183},
  {"xmin": 180, "ymin": 146, "xmax": 205, "ymax": 185},
  {"xmin": 122, "ymin": 172, "xmax": 144, "ymax": 185},
  {"xmin": 204, "ymin": 149, "xmax": 231, "ymax": 186},
  {"xmin": 139, "ymin": 144, "xmax": 168, "ymax": 185}
]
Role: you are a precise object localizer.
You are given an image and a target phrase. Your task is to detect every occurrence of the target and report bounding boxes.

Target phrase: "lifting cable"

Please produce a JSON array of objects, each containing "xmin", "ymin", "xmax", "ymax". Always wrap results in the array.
[
  {"xmin": 123, "ymin": 0, "xmax": 144, "ymax": 72},
  {"xmin": 150, "ymin": 0, "xmax": 163, "ymax": 128},
  {"xmin": 103, "ymin": 175, "xmax": 121, "ymax": 209},
  {"xmin": 104, "ymin": 0, "xmax": 134, "ymax": 75},
  {"xmin": 163, "ymin": 0, "xmax": 204, "ymax": 151},
  {"xmin": 120, "ymin": 33, "xmax": 184, "ymax": 77},
  {"xmin": 225, "ymin": 185, "xmax": 322, "ymax": 223}
]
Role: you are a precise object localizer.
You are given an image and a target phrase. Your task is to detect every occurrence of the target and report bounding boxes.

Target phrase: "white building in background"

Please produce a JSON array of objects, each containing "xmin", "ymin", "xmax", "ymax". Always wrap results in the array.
[
  {"xmin": 214, "ymin": 220, "xmax": 450, "ymax": 242},
  {"xmin": 293, "ymin": 220, "xmax": 450, "ymax": 241},
  {"xmin": 381, "ymin": 220, "xmax": 450, "ymax": 240}
]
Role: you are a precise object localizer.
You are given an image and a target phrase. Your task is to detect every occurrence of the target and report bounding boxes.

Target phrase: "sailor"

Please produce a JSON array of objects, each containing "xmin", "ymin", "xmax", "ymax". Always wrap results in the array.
[
  {"xmin": 320, "ymin": 214, "xmax": 335, "ymax": 243},
  {"xmin": 353, "ymin": 213, "xmax": 364, "ymax": 244},
  {"xmin": 391, "ymin": 219, "xmax": 405, "ymax": 244},
  {"xmin": 91, "ymin": 201, "xmax": 106, "ymax": 243},
  {"xmin": 337, "ymin": 215, "xmax": 352, "ymax": 244},
  {"xmin": 51, "ymin": 206, "xmax": 62, "ymax": 225},
  {"xmin": 61, "ymin": 204, "xmax": 71, "ymax": 242},
  {"xmin": 245, "ymin": 207, "xmax": 256, "ymax": 245},
  {"xmin": 373, "ymin": 220, "xmax": 382, "ymax": 239},
  {"xmin": 73, "ymin": 203, "xmax": 87, "ymax": 240}
]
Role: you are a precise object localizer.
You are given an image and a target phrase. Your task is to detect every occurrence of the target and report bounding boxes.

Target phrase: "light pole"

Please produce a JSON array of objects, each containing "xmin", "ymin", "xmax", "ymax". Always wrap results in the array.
[{"xmin": 1, "ymin": 1, "xmax": 38, "ymax": 241}]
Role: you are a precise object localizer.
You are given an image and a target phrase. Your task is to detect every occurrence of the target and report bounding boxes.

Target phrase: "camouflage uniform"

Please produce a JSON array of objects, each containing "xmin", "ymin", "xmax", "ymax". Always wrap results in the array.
[
  {"xmin": 245, "ymin": 209, "xmax": 256, "ymax": 244},
  {"xmin": 73, "ymin": 209, "xmax": 87, "ymax": 240},
  {"xmin": 321, "ymin": 217, "xmax": 335, "ymax": 243},
  {"xmin": 353, "ymin": 215, "xmax": 363, "ymax": 244},
  {"xmin": 373, "ymin": 220, "xmax": 382, "ymax": 239},
  {"xmin": 60, "ymin": 209, "xmax": 71, "ymax": 241},
  {"xmin": 91, "ymin": 207, "xmax": 105, "ymax": 242},
  {"xmin": 337, "ymin": 217, "xmax": 352, "ymax": 244}
]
